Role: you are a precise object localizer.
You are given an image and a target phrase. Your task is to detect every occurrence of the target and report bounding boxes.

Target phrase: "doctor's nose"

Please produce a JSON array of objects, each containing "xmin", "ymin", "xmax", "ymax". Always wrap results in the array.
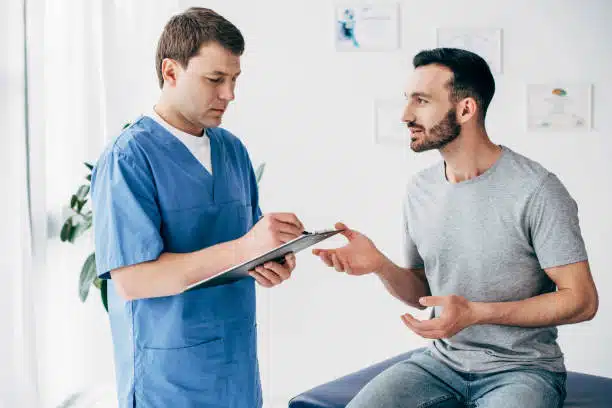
[{"xmin": 218, "ymin": 83, "xmax": 235, "ymax": 102}]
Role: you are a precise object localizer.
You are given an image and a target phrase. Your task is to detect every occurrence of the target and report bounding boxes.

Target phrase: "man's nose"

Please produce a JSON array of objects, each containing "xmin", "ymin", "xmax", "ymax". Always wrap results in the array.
[
  {"xmin": 401, "ymin": 102, "xmax": 414, "ymax": 123},
  {"xmin": 219, "ymin": 83, "xmax": 235, "ymax": 102}
]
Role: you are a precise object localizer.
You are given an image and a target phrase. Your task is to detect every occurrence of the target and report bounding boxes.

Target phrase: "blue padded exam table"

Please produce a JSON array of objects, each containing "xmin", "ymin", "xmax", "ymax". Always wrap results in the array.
[{"xmin": 289, "ymin": 349, "xmax": 612, "ymax": 408}]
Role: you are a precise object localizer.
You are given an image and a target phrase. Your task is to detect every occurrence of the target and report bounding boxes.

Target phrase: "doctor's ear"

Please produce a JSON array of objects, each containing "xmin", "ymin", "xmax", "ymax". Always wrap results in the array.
[{"xmin": 161, "ymin": 58, "xmax": 180, "ymax": 87}]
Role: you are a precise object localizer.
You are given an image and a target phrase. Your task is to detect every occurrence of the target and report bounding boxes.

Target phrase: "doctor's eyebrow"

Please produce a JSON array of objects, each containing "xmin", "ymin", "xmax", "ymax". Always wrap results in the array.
[{"xmin": 208, "ymin": 70, "xmax": 241, "ymax": 77}]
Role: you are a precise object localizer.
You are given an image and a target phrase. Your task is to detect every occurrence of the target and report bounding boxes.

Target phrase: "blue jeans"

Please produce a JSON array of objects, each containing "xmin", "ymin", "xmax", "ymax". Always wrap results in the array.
[{"xmin": 346, "ymin": 349, "xmax": 566, "ymax": 408}]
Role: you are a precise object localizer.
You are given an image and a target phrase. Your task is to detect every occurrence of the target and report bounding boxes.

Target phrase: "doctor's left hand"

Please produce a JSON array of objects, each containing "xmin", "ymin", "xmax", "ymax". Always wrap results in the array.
[{"xmin": 249, "ymin": 253, "xmax": 297, "ymax": 288}]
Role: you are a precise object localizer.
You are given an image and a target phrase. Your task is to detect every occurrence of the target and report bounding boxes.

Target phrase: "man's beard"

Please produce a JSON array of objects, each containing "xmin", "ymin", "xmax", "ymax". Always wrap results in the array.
[{"xmin": 410, "ymin": 108, "xmax": 461, "ymax": 152}]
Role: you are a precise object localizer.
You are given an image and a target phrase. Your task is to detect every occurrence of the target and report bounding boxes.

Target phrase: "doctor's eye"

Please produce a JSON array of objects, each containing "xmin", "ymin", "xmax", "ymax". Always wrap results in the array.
[
  {"xmin": 416, "ymin": 97, "xmax": 428, "ymax": 105},
  {"xmin": 206, "ymin": 77, "xmax": 223, "ymax": 84}
]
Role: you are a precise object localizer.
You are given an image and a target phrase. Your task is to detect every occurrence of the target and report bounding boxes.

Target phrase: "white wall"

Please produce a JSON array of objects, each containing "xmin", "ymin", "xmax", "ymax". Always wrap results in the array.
[
  {"xmin": 30, "ymin": 0, "xmax": 612, "ymax": 407},
  {"xmin": 178, "ymin": 0, "xmax": 612, "ymax": 406}
]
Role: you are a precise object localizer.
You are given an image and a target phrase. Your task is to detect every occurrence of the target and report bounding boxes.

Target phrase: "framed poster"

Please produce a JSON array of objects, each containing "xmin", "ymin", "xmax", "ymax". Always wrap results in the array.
[
  {"xmin": 436, "ymin": 28, "xmax": 502, "ymax": 73},
  {"xmin": 335, "ymin": 3, "xmax": 400, "ymax": 51},
  {"xmin": 526, "ymin": 84, "xmax": 593, "ymax": 131},
  {"xmin": 373, "ymin": 99, "xmax": 409, "ymax": 146}
]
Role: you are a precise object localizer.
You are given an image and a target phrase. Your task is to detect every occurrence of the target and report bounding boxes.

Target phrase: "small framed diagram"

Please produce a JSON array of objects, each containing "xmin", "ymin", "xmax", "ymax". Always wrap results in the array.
[
  {"xmin": 436, "ymin": 28, "xmax": 502, "ymax": 73},
  {"xmin": 373, "ymin": 99, "xmax": 409, "ymax": 146},
  {"xmin": 335, "ymin": 3, "xmax": 400, "ymax": 51},
  {"xmin": 526, "ymin": 83, "xmax": 593, "ymax": 131}
]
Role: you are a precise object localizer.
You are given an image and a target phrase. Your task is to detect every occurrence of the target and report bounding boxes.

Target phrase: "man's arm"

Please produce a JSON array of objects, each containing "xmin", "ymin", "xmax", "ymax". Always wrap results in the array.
[
  {"xmin": 472, "ymin": 260, "xmax": 598, "ymax": 327},
  {"xmin": 311, "ymin": 222, "xmax": 431, "ymax": 309},
  {"xmin": 111, "ymin": 238, "xmax": 247, "ymax": 300},
  {"xmin": 375, "ymin": 258, "xmax": 430, "ymax": 310},
  {"xmin": 403, "ymin": 260, "xmax": 598, "ymax": 339},
  {"xmin": 111, "ymin": 213, "xmax": 304, "ymax": 301}
]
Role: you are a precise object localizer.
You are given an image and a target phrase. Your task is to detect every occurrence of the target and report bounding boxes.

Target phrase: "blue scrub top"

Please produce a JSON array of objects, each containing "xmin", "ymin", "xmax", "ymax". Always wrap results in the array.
[{"xmin": 91, "ymin": 116, "xmax": 263, "ymax": 408}]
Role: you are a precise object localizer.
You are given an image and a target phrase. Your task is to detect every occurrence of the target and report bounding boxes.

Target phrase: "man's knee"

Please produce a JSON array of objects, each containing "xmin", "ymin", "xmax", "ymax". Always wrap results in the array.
[
  {"xmin": 346, "ymin": 360, "xmax": 460, "ymax": 408},
  {"xmin": 475, "ymin": 370, "xmax": 565, "ymax": 408}
]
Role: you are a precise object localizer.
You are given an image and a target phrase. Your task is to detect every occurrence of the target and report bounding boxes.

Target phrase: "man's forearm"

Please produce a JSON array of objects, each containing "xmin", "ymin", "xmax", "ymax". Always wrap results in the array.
[
  {"xmin": 111, "ymin": 238, "xmax": 250, "ymax": 300},
  {"xmin": 375, "ymin": 258, "xmax": 430, "ymax": 309},
  {"xmin": 472, "ymin": 288, "xmax": 598, "ymax": 328}
]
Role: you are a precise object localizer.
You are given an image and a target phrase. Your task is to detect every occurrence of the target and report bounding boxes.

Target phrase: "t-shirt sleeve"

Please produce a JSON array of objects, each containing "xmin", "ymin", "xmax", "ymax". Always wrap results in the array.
[
  {"xmin": 527, "ymin": 173, "xmax": 588, "ymax": 269},
  {"xmin": 402, "ymin": 199, "xmax": 424, "ymax": 269},
  {"xmin": 91, "ymin": 149, "xmax": 164, "ymax": 279}
]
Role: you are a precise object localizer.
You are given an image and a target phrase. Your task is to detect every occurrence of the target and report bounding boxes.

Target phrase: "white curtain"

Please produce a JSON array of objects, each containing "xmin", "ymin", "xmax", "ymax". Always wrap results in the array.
[
  {"xmin": 24, "ymin": 0, "xmax": 179, "ymax": 406},
  {"xmin": 0, "ymin": 0, "xmax": 39, "ymax": 406}
]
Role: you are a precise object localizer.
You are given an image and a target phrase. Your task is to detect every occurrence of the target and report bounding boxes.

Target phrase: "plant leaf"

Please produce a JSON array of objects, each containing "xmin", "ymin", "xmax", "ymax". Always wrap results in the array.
[
  {"xmin": 76, "ymin": 185, "xmax": 90, "ymax": 200},
  {"xmin": 56, "ymin": 392, "xmax": 83, "ymax": 408},
  {"xmin": 255, "ymin": 162, "xmax": 266, "ymax": 184},
  {"xmin": 86, "ymin": 174, "xmax": 91, "ymax": 182},
  {"xmin": 70, "ymin": 195, "xmax": 78, "ymax": 211},
  {"xmin": 84, "ymin": 162, "xmax": 94, "ymax": 171},
  {"xmin": 93, "ymin": 277, "xmax": 102, "ymax": 289},
  {"xmin": 101, "ymin": 278, "xmax": 108, "ymax": 312},
  {"xmin": 78, "ymin": 253, "xmax": 97, "ymax": 302},
  {"xmin": 122, "ymin": 122, "xmax": 131, "ymax": 129},
  {"xmin": 70, "ymin": 221, "xmax": 89, "ymax": 242},
  {"xmin": 60, "ymin": 218, "xmax": 73, "ymax": 242},
  {"xmin": 76, "ymin": 199, "xmax": 87, "ymax": 213}
]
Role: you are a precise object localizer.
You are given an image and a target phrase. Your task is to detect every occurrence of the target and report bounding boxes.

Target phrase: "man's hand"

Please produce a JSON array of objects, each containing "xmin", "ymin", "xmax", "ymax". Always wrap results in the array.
[
  {"xmin": 240, "ymin": 213, "xmax": 304, "ymax": 260},
  {"xmin": 312, "ymin": 222, "xmax": 387, "ymax": 275},
  {"xmin": 249, "ymin": 253, "xmax": 297, "ymax": 288},
  {"xmin": 401, "ymin": 295, "xmax": 478, "ymax": 339}
]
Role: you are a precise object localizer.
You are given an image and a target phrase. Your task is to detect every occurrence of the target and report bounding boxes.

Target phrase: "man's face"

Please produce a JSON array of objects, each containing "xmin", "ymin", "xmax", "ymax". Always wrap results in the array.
[
  {"xmin": 169, "ymin": 41, "xmax": 241, "ymax": 129},
  {"xmin": 402, "ymin": 64, "xmax": 461, "ymax": 152}
]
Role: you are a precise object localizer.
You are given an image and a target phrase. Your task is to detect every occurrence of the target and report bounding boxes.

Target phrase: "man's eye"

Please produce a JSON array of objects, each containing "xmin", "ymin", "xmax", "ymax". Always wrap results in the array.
[
  {"xmin": 417, "ymin": 97, "xmax": 427, "ymax": 104},
  {"xmin": 207, "ymin": 77, "xmax": 222, "ymax": 84}
]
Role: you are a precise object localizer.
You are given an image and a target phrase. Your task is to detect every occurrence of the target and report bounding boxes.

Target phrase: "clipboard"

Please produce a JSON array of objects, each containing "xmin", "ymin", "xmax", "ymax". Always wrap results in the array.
[{"xmin": 184, "ymin": 229, "xmax": 345, "ymax": 291}]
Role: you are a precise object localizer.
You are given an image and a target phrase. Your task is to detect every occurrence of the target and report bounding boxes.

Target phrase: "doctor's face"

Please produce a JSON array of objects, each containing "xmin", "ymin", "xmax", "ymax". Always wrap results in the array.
[
  {"xmin": 402, "ymin": 64, "xmax": 461, "ymax": 152},
  {"xmin": 170, "ymin": 41, "xmax": 241, "ymax": 129}
]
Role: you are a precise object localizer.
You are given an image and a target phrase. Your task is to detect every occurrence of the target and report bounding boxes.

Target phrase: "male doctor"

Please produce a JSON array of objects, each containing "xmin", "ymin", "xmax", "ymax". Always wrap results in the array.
[{"xmin": 91, "ymin": 7, "xmax": 303, "ymax": 407}]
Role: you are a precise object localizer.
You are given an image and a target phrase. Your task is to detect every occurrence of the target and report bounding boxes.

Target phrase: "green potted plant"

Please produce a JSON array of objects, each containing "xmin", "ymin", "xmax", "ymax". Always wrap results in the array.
[
  {"xmin": 61, "ymin": 157, "xmax": 266, "ymax": 312},
  {"xmin": 60, "ymin": 161, "xmax": 106, "ymax": 309}
]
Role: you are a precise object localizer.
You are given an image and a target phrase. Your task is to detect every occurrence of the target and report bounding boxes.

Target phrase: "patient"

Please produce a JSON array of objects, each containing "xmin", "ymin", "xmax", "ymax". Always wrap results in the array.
[{"xmin": 313, "ymin": 48, "xmax": 598, "ymax": 408}]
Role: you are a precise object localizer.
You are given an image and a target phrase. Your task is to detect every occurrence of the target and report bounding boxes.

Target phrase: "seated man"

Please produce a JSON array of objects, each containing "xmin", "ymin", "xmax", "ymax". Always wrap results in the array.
[{"xmin": 313, "ymin": 48, "xmax": 598, "ymax": 408}]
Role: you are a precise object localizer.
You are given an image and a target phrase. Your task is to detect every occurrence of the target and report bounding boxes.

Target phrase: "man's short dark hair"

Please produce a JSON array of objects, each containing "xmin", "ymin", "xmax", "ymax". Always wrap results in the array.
[
  {"xmin": 413, "ymin": 48, "xmax": 495, "ymax": 123},
  {"xmin": 155, "ymin": 7, "xmax": 245, "ymax": 88}
]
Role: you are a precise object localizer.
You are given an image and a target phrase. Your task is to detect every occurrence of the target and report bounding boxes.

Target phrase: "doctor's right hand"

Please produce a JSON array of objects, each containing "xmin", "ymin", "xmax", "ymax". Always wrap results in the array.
[
  {"xmin": 240, "ymin": 212, "xmax": 304, "ymax": 260},
  {"xmin": 312, "ymin": 222, "xmax": 387, "ymax": 276}
]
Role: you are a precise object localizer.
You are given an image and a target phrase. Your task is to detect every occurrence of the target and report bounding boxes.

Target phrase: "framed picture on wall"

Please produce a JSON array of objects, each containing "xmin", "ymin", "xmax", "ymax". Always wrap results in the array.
[
  {"xmin": 373, "ymin": 99, "xmax": 409, "ymax": 146},
  {"xmin": 334, "ymin": 3, "xmax": 400, "ymax": 51},
  {"xmin": 526, "ymin": 83, "xmax": 593, "ymax": 131},
  {"xmin": 436, "ymin": 28, "xmax": 503, "ymax": 74}
]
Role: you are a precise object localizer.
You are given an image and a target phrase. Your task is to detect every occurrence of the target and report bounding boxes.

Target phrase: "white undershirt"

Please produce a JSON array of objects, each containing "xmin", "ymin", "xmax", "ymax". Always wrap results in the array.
[{"xmin": 147, "ymin": 108, "xmax": 213, "ymax": 175}]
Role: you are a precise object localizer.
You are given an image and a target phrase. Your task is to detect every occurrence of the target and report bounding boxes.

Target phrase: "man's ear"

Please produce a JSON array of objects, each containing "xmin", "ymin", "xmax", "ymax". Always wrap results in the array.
[
  {"xmin": 458, "ymin": 97, "xmax": 478, "ymax": 124},
  {"xmin": 161, "ymin": 58, "xmax": 180, "ymax": 87}
]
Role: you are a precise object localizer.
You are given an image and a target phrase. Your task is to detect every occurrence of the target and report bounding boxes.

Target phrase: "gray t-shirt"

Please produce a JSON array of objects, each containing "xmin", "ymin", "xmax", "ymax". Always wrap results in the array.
[{"xmin": 403, "ymin": 145, "xmax": 588, "ymax": 373}]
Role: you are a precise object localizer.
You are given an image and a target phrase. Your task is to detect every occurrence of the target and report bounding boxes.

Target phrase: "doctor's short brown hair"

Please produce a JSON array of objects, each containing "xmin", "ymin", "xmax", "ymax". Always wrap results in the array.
[{"xmin": 155, "ymin": 7, "xmax": 244, "ymax": 88}]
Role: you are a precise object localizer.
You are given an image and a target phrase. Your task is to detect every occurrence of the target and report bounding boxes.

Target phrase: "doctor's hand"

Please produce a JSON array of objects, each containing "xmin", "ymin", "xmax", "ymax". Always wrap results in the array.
[
  {"xmin": 240, "ymin": 213, "xmax": 304, "ymax": 259},
  {"xmin": 401, "ymin": 295, "xmax": 477, "ymax": 339},
  {"xmin": 312, "ymin": 222, "xmax": 386, "ymax": 276},
  {"xmin": 249, "ymin": 253, "xmax": 297, "ymax": 288}
]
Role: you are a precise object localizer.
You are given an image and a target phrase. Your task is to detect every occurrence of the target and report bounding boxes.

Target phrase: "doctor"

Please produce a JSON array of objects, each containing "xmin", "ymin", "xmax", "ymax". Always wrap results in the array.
[{"xmin": 91, "ymin": 7, "xmax": 304, "ymax": 408}]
